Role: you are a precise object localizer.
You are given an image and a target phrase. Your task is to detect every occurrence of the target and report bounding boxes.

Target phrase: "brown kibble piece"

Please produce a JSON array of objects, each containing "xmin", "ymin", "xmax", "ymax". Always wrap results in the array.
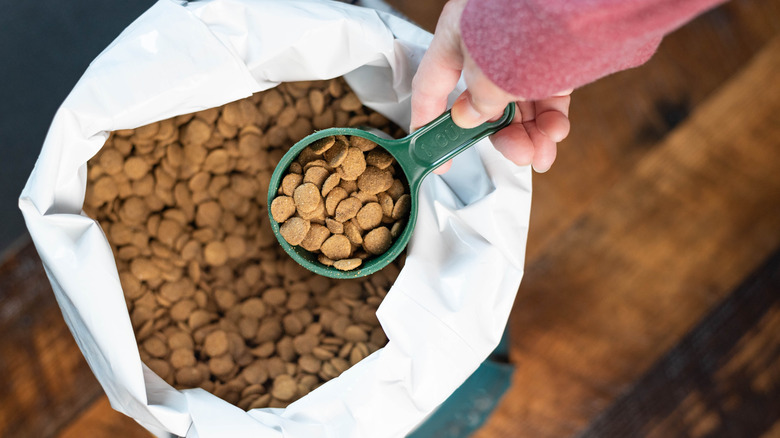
[
  {"xmin": 209, "ymin": 354, "xmax": 235, "ymax": 376},
  {"xmin": 299, "ymin": 224, "xmax": 330, "ymax": 252},
  {"xmin": 320, "ymin": 235, "xmax": 352, "ymax": 260},
  {"xmin": 170, "ymin": 299, "xmax": 197, "ymax": 322},
  {"xmin": 325, "ymin": 218, "xmax": 343, "ymax": 234},
  {"xmin": 320, "ymin": 174, "xmax": 340, "ymax": 197},
  {"xmin": 241, "ymin": 298, "xmax": 267, "ymax": 319},
  {"xmin": 279, "ymin": 217, "xmax": 310, "ymax": 246},
  {"xmin": 292, "ymin": 334, "xmax": 318, "ymax": 355},
  {"xmin": 350, "ymin": 343, "xmax": 370, "ymax": 366},
  {"xmin": 309, "ymin": 89, "xmax": 325, "ymax": 115},
  {"xmin": 325, "ymin": 187, "xmax": 348, "ymax": 217},
  {"xmin": 196, "ymin": 201, "xmax": 223, "ymax": 228},
  {"xmin": 225, "ymin": 235, "xmax": 246, "ymax": 259},
  {"xmin": 175, "ymin": 367, "xmax": 203, "ymax": 387},
  {"xmin": 334, "ymin": 258, "xmax": 362, "ymax": 271},
  {"xmin": 160, "ymin": 278, "xmax": 194, "ymax": 302},
  {"xmin": 363, "ymin": 227, "xmax": 392, "ymax": 255},
  {"xmin": 143, "ymin": 337, "xmax": 168, "ymax": 358},
  {"xmin": 357, "ymin": 166, "xmax": 393, "ymax": 195},
  {"xmin": 323, "ymin": 139, "xmax": 348, "ymax": 167},
  {"xmin": 183, "ymin": 118, "xmax": 212, "ymax": 145},
  {"xmin": 262, "ymin": 287, "xmax": 287, "ymax": 307},
  {"xmin": 309, "ymin": 136, "xmax": 335, "ymax": 154},
  {"xmin": 293, "ymin": 183, "xmax": 321, "ymax": 214},
  {"xmin": 344, "ymin": 221, "xmax": 363, "ymax": 245},
  {"xmin": 344, "ymin": 325, "xmax": 369, "ymax": 342},
  {"xmin": 271, "ymin": 375, "xmax": 297, "ymax": 401},
  {"xmin": 92, "ymin": 176, "xmax": 118, "ymax": 204},
  {"xmin": 366, "ymin": 148, "xmax": 394, "ymax": 169},
  {"xmin": 338, "ymin": 147, "xmax": 366, "ymax": 181},
  {"xmin": 281, "ymin": 173, "xmax": 302, "ymax": 196},
  {"xmin": 304, "ymin": 166, "xmax": 330, "ymax": 188},
  {"xmin": 204, "ymin": 330, "xmax": 230, "ymax": 357},
  {"xmin": 318, "ymin": 254, "xmax": 335, "ymax": 266},
  {"xmin": 170, "ymin": 348, "xmax": 196, "ymax": 369},
  {"xmin": 390, "ymin": 221, "xmax": 405, "ymax": 239},
  {"xmin": 270, "ymin": 196, "xmax": 296, "ymax": 223},
  {"xmin": 392, "ymin": 194, "xmax": 411, "ymax": 220},
  {"xmin": 378, "ymin": 192, "xmax": 393, "ymax": 217},
  {"xmin": 130, "ymin": 258, "xmax": 160, "ymax": 281},
  {"xmin": 339, "ymin": 179, "xmax": 358, "ymax": 195},
  {"xmin": 303, "ymin": 159, "xmax": 329, "ymax": 173},
  {"xmin": 349, "ymin": 136, "xmax": 378, "ymax": 152},
  {"xmin": 340, "ymin": 93, "xmax": 362, "ymax": 112},
  {"xmin": 261, "ymin": 88, "xmax": 284, "ymax": 116},
  {"xmin": 355, "ymin": 202, "xmax": 383, "ymax": 230},
  {"xmin": 243, "ymin": 363, "xmax": 268, "ymax": 385},
  {"xmin": 386, "ymin": 179, "xmax": 404, "ymax": 200},
  {"xmin": 99, "ymin": 148, "xmax": 124, "ymax": 175},
  {"xmin": 350, "ymin": 190, "xmax": 378, "ymax": 204},
  {"xmin": 124, "ymin": 157, "xmax": 150, "ymax": 181},
  {"xmin": 334, "ymin": 197, "xmax": 362, "ymax": 222},
  {"xmin": 119, "ymin": 197, "xmax": 148, "ymax": 224},
  {"xmin": 204, "ymin": 241, "xmax": 229, "ymax": 266},
  {"xmin": 168, "ymin": 331, "xmax": 194, "ymax": 352},
  {"xmin": 282, "ymin": 314, "xmax": 303, "ymax": 335},
  {"xmin": 298, "ymin": 355, "xmax": 321, "ymax": 374}
]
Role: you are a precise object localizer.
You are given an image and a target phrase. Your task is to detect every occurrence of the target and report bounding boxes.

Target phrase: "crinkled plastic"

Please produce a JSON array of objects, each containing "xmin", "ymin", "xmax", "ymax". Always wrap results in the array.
[{"xmin": 18, "ymin": 0, "xmax": 531, "ymax": 436}]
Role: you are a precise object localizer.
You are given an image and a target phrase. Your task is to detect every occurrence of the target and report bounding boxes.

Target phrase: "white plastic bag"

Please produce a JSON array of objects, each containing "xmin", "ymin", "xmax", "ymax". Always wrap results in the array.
[{"xmin": 19, "ymin": 0, "xmax": 531, "ymax": 436}]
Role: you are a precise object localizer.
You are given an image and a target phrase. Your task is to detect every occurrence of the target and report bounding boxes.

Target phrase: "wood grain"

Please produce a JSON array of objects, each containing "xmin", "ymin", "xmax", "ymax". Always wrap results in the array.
[
  {"xmin": 57, "ymin": 397, "xmax": 151, "ymax": 438},
  {"xmin": 527, "ymin": 0, "xmax": 780, "ymax": 260},
  {"xmin": 384, "ymin": 0, "xmax": 447, "ymax": 32},
  {"xmin": 0, "ymin": 241, "xmax": 104, "ymax": 437},
  {"xmin": 578, "ymin": 250, "xmax": 780, "ymax": 438},
  {"xmin": 1, "ymin": 1, "xmax": 777, "ymax": 437},
  {"xmin": 475, "ymin": 33, "xmax": 780, "ymax": 438}
]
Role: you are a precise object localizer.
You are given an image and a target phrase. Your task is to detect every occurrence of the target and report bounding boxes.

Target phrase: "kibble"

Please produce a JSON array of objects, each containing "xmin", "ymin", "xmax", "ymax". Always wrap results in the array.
[
  {"xmin": 271, "ymin": 130, "xmax": 409, "ymax": 270},
  {"xmin": 85, "ymin": 78, "xmax": 406, "ymax": 411},
  {"xmin": 293, "ymin": 183, "xmax": 321, "ymax": 214}
]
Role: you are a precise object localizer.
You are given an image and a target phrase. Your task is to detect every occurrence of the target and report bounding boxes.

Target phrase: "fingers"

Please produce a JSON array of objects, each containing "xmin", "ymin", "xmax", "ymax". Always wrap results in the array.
[
  {"xmin": 490, "ymin": 124, "xmax": 536, "ymax": 167},
  {"xmin": 528, "ymin": 122, "xmax": 558, "ymax": 173},
  {"xmin": 535, "ymin": 95, "xmax": 571, "ymax": 142},
  {"xmin": 491, "ymin": 112, "xmax": 559, "ymax": 173},
  {"xmin": 536, "ymin": 111, "xmax": 570, "ymax": 143},
  {"xmin": 410, "ymin": 2, "xmax": 465, "ymax": 132},
  {"xmin": 432, "ymin": 159, "xmax": 453, "ymax": 175},
  {"xmin": 451, "ymin": 53, "xmax": 517, "ymax": 129}
]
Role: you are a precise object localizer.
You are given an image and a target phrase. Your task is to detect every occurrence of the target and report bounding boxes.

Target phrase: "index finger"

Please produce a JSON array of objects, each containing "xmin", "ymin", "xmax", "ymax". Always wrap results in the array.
[{"xmin": 410, "ymin": 27, "xmax": 463, "ymax": 131}]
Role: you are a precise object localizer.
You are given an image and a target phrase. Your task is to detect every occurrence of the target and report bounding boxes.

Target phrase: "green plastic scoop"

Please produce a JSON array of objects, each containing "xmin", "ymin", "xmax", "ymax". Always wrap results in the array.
[{"xmin": 267, "ymin": 103, "xmax": 516, "ymax": 279}]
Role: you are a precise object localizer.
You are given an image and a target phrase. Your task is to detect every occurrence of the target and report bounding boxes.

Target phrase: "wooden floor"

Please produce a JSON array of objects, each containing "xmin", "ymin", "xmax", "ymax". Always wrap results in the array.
[{"xmin": 2, "ymin": 0, "xmax": 780, "ymax": 437}]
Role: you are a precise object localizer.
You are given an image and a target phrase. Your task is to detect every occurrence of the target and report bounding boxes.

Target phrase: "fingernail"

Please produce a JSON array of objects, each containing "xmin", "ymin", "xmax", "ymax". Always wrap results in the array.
[{"xmin": 532, "ymin": 163, "xmax": 550, "ymax": 173}]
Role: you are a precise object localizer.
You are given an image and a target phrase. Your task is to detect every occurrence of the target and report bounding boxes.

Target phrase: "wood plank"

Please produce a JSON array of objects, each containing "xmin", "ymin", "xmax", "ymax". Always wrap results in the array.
[
  {"xmin": 384, "ymin": 0, "xmax": 447, "ymax": 32},
  {"xmin": 57, "ymin": 396, "xmax": 151, "ymax": 438},
  {"xmin": 577, "ymin": 250, "xmax": 780, "ymax": 438},
  {"xmin": 527, "ymin": 0, "xmax": 780, "ymax": 259},
  {"xmin": 474, "ymin": 33, "xmax": 780, "ymax": 438},
  {"xmin": 0, "ymin": 240, "xmax": 105, "ymax": 437}
]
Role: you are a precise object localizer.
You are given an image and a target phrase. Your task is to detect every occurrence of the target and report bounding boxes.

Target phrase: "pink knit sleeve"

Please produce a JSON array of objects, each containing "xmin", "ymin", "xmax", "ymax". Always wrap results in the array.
[{"xmin": 460, "ymin": 0, "xmax": 726, "ymax": 100}]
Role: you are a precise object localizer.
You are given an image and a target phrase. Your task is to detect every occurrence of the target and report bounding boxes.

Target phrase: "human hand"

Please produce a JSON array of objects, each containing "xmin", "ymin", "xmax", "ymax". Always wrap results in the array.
[{"xmin": 411, "ymin": 0, "xmax": 571, "ymax": 174}]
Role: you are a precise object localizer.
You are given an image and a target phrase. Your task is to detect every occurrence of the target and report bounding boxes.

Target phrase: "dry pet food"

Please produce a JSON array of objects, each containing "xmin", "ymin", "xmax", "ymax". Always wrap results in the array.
[
  {"xmin": 270, "ymin": 135, "xmax": 409, "ymax": 270},
  {"xmin": 84, "ymin": 78, "xmax": 406, "ymax": 410}
]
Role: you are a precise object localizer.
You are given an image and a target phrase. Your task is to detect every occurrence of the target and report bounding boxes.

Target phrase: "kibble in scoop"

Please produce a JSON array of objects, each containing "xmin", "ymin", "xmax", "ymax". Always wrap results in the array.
[{"xmin": 271, "ymin": 135, "xmax": 408, "ymax": 270}]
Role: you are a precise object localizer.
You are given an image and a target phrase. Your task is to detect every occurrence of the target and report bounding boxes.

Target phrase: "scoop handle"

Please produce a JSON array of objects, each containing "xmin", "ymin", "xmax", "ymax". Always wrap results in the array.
[{"xmin": 396, "ymin": 103, "xmax": 515, "ymax": 185}]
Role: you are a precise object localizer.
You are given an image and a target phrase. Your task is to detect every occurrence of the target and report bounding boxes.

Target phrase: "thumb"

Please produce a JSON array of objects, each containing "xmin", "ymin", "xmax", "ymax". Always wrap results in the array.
[{"xmin": 410, "ymin": 2, "xmax": 465, "ymax": 131}]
